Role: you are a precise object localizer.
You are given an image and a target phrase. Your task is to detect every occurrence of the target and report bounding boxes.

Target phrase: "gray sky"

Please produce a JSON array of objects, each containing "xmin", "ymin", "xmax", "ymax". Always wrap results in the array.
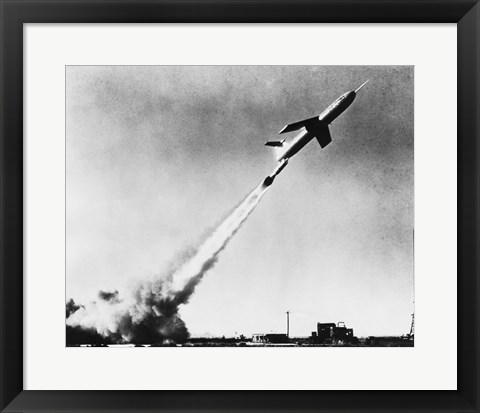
[{"xmin": 66, "ymin": 66, "xmax": 413, "ymax": 338}]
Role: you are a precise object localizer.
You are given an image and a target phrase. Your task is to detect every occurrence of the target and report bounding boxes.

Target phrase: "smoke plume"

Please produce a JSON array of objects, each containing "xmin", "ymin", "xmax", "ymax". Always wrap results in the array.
[{"xmin": 66, "ymin": 183, "xmax": 269, "ymax": 345}]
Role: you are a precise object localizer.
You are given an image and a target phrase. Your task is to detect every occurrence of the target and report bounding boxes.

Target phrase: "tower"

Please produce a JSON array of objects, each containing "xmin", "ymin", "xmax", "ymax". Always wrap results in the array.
[{"xmin": 409, "ymin": 311, "xmax": 415, "ymax": 338}]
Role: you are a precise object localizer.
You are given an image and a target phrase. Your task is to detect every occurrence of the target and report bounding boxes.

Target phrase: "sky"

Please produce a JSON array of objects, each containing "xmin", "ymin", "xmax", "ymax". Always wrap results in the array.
[{"xmin": 66, "ymin": 66, "xmax": 414, "ymax": 338}]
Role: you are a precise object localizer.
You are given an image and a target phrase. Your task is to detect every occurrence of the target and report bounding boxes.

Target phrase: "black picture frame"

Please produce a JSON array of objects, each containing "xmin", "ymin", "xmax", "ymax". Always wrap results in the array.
[{"xmin": 1, "ymin": 1, "xmax": 478, "ymax": 412}]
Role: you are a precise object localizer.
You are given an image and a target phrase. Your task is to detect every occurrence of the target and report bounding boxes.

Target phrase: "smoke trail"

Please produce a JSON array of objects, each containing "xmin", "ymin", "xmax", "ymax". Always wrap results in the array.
[
  {"xmin": 66, "ymin": 183, "xmax": 269, "ymax": 345},
  {"xmin": 170, "ymin": 183, "xmax": 269, "ymax": 295}
]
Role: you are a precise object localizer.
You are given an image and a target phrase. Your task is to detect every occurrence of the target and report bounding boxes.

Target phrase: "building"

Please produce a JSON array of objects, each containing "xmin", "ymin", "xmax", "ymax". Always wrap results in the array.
[{"xmin": 312, "ymin": 321, "xmax": 356, "ymax": 345}]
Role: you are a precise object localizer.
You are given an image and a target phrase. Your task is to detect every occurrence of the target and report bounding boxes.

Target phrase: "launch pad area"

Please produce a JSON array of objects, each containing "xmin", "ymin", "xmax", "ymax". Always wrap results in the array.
[{"xmin": 70, "ymin": 319, "xmax": 414, "ymax": 347}]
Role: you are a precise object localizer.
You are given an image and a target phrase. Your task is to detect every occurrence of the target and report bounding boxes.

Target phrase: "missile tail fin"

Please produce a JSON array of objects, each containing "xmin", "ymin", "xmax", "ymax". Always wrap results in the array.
[{"xmin": 265, "ymin": 140, "xmax": 285, "ymax": 147}]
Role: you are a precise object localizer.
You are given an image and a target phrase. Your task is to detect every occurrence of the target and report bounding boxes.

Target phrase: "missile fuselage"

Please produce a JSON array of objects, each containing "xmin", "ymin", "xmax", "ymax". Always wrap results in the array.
[{"xmin": 277, "ymin": 91, "xmax": 356, "ymax": 162}]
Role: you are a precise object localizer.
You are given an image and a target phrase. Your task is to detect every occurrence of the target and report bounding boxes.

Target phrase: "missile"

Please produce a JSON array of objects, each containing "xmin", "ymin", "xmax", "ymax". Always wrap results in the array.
[{"xmin": 262, "ymin": 81, "xmax": 369, "ymax": 186}]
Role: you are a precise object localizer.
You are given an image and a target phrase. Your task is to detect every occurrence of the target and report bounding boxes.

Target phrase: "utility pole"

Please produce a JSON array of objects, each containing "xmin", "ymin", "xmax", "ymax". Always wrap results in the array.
[{"xmin": 286, "ymin": 310, "xmax": 290, "ymax": 339}]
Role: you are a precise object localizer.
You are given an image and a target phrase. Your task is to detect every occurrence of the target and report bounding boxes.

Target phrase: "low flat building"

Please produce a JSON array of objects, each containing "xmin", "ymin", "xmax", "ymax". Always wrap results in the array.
[{"xmin": 252, "ymin": 333, "xmax": 288, "ymax": 344}]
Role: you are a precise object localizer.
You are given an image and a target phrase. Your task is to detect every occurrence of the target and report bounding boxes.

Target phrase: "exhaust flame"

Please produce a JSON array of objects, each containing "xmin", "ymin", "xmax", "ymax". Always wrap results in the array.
[{"xmin": 66, "ymin": 183, "xmax": 270, "ymax": 345}]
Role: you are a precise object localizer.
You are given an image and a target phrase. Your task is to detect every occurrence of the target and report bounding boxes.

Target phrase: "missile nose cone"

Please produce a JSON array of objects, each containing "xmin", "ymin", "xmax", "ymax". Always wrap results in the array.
[{"xmin": 354, "ymin": 80, "xmax": 369, "ymax": 93}]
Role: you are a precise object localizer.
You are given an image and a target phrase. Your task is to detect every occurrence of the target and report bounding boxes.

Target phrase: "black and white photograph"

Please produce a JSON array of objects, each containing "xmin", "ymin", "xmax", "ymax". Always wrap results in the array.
[{"xmin": 65, "ymin": 65, "xmax": 414, "ymax": 347}]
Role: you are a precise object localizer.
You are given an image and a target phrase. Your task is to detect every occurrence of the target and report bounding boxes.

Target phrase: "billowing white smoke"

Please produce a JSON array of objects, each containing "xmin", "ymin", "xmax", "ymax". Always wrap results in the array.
[{"xmin": 66, "ymin": 183, "xmax": 269, "ymax": 345}]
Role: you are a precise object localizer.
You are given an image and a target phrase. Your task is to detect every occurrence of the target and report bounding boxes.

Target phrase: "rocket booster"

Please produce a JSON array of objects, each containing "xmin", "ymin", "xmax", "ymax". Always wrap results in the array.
[{"xmin": 263, "ymin": 159, "xmax": 288, "ymax": 186}]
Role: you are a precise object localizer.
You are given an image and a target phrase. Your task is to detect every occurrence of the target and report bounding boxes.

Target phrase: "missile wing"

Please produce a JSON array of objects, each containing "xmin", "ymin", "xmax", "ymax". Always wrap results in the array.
[
  {"xmin": 267, "ymin": 123, "xmax": 332, "ymax": 149},
  {"xmin": 278, "ymin": 116, "xmax": 318, "ymax": 134}
]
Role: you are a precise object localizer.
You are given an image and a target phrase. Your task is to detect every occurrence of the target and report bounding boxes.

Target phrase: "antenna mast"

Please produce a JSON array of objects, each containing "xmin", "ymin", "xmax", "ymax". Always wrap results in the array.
[{"xmin": 409, "ymin": 311, "xmax": 415, "ymax": 338}]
